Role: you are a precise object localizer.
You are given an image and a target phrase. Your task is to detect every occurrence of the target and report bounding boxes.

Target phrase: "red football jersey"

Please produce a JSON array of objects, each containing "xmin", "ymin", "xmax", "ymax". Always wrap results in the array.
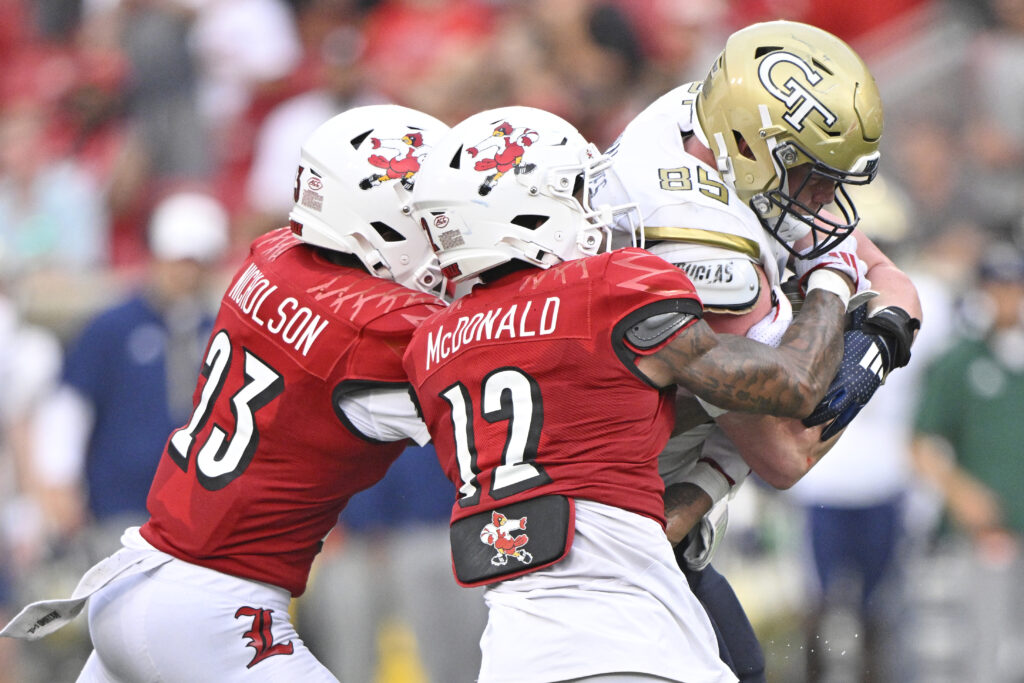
[
  {"xmin": 141, "ymin": 228, "xmax": 444, "ymax": 596},
  {"xmin": 403, "ymin": 248, "xmax": 702, "ymax": 526}
]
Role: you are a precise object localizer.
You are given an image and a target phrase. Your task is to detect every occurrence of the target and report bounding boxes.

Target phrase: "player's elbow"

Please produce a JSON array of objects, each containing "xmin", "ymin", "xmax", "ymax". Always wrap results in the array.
[
  {"xmin": 757, "ymin": 465, "xmax": 805, "ymax": 490},
  {"xmin": 748, "ymin": 429, "xmax": 829, "ymax": 489},
  {"xmin": 751, "ymin": 450, "xmax": 812, "ymax": 489}
]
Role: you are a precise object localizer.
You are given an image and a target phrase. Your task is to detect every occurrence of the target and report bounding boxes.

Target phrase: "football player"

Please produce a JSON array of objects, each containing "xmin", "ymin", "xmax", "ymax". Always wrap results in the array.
[
  {"xmin": 592, "ymin": 20, "xmax": 923, "ymax": 680},
  {"xmin": 402, "ymin": 105, "xmax": 868, "ymax": 683},
  {"xmin": 2, "ymin": 105, "xmax": 449, "ymax": 681}
]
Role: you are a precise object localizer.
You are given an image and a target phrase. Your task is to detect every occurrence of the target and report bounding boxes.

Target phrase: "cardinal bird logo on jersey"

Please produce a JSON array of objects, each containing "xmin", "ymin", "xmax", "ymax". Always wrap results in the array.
[
  {"xmin": 480, "ymin": 511, "xmax": 533, "ymax": 566},
  {"xmin": 235, "ymin": 607, "xmax": 295, "ymax": 668},
  {"xmin": 358, "ymin": 128, "xmax": 430, "ymax": 191},
  {"xmin": 465, "ymin": 121, "xmax": 539, "ymax": 196}
]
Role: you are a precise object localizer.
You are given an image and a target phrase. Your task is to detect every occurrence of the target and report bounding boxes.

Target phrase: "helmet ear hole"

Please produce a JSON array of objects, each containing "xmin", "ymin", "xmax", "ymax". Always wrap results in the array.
[
  {"xmin": 734, "ymin": 132, "xmax": 755, "ymax": 160},
  {"xmin": 370, "ymin": 221, "xmax": 406, "ymax": 242},
  {"xmin": 511, "ymin": 215, "xmax": 549, "ymax": 230}
]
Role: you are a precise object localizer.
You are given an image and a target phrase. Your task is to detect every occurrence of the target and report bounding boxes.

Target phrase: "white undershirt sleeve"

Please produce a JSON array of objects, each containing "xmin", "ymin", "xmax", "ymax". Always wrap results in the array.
[{"xmin": 337, "ymin": 386, "xmax": 431, "ymax": 446}]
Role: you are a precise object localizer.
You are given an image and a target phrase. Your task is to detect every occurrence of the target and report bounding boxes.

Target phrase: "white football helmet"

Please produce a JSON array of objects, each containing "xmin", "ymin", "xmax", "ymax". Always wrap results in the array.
[
  {"xmin": 288, "ymin": 104, "xmax": 448, "ymax": 294},
  {"xmin": 694, "ymin": 20, "xmax": 883, "ymax": 259},
  {"xmin": 409, "ymin": 106, "xmax": 640, "ymax": 283}
]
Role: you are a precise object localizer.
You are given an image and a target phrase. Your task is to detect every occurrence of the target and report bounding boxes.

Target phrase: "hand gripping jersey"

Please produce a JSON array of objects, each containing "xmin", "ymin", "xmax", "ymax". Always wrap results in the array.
[
  {"xmin": 141, "ymin": 228, "xmax": 445, "ymax": 596},
  {"xmin": 403, "ymin": 248, "xmax": 702, "ymax": 585}
]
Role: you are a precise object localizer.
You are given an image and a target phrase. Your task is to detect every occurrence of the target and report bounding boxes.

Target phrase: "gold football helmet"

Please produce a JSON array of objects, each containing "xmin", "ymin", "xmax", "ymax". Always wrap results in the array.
[{"xmin": 695, "ymin": 20, "xmax": 883, "ymax": 259}]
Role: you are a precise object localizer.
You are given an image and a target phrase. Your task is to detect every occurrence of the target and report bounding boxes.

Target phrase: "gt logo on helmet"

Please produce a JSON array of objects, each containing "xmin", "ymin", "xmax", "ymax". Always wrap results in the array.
[{"xmin": 757, "ymin": 51, "xmax": 837, "ymax": 132}]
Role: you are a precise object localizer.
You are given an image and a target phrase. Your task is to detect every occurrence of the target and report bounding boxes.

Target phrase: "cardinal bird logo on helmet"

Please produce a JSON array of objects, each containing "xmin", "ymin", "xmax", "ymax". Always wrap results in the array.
[
  {"xmin": 464, "ymin": 121, "xmax": 539, "ymax": 196},
  {"xmin": 359, "ymin": 127, "xmax": 431, "ymax": 191}
]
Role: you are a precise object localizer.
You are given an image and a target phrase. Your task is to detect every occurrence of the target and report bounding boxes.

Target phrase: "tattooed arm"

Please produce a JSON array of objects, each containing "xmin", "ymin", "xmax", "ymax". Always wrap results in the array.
[{"xmin": 636, "ymin": 288, "xmax": 847, "ymax": 418}]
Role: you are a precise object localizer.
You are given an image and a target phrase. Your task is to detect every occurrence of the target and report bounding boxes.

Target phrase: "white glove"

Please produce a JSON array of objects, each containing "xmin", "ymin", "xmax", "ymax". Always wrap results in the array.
[
  {"xmin": 681, "ymin": 498, "xmax": 729, "ymax": 571},
  {"xmin": 793, "ymin": 235, "xmax": 870, "ymax": 298},
  {"xmin": 679, "ymin": 428, "xmax": 750, "ymax": 505},
  {"xmin": 678, "ymin": 430, "xmax": 745, "ymax": 570}
]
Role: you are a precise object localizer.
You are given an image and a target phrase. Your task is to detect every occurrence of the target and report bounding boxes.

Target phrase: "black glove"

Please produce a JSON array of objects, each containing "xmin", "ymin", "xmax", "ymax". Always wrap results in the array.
[
  {"xmin": 860, "ymin": 305, "xmax": 920, "ymax": 370},
  {"xmin": 801, "ymin": 305, "xmax": 918, "ymax": 441}
]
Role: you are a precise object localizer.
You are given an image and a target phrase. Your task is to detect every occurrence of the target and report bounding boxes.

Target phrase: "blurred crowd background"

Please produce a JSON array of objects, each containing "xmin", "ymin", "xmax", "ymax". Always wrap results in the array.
[{"xmin": 2, "ymin": 0, "xmax": 1024, "ymax": 681}]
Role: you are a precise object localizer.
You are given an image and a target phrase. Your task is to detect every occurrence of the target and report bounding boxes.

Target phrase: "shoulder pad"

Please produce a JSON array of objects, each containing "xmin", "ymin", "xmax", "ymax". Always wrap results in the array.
[
  {"xmin": 625, "ymin": 311, "xmax": 697, "ymax": 350},
  {"xmin": 677, "ymin": 258, "xmax": 760, "ymax": 312},
  {"xmin": 649, "ymin": 244, "xmax": 760, "ymax": 313}
]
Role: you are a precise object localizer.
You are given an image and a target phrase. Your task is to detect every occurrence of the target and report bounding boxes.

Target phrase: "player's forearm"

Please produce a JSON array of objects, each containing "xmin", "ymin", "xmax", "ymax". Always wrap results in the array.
[
  {"xmin": 856, "ymin": 232, "xmax": 923, "ymax": 322},
  {"xmin": 664, "ymin": 482, "xmax": 713, "ymax": 546},
  {"xmin": 686, "ymin": 288, "xmax": 845, "ymax": 417},
  {"xmin": 716, "ymin": 412, "xmax": 836, "ymax": 488},
  {"xmin": 866, "ymin": 262, "xmax": 923, "ymax": 322}
]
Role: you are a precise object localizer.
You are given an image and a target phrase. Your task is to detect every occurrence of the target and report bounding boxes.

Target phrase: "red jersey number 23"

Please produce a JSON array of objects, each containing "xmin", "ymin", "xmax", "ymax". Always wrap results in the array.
[{"xmin": 168, "ymin": 329, "xmax": 284, "ymax": 491}]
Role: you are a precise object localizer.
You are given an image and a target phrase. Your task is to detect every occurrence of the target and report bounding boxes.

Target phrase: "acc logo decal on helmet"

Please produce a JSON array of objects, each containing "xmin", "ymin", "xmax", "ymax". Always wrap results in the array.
[
  {"xmin": 480, "ymin": 510, "xmax": 533, "ymax": 567},
  {"xmin": 464, "ymin": 121, "xmax": 539, "ymax": 196},
  {"xmin": 358, "ymin": 128, "xmax": 431, "ymax": 191},
  {"xmin": 757, "ymin": 51, "xmax": 837, "ymax": 132},
  {"xmin": 300, "ymin": 170, "xmax": 324, "ymax": 212}
]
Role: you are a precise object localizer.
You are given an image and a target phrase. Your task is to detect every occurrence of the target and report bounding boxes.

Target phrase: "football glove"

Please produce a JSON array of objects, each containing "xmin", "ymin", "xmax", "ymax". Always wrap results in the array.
[
  {"xmin": 680, "ymin": 429, "xmax": 751, "ymax": 505},
  {"xmin": 793, "ymin": 235, "xmax": 870, "ymax": 297},
  {"xmin": 680, "ymin": 499, "xmax": 729, "ymax": 571},
  {"xmin": 802, "ymin": 304, "xmax": 919, "ymax": 441},
  {"xmin": 861, "ymin": 305, "xmax": 920, "ymax": 370}
]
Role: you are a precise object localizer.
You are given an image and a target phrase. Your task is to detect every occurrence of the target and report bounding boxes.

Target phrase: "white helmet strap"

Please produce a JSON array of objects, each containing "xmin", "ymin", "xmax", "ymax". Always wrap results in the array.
[
  {"xmin": 711, "ymin": 131, "xmax": 734, "ymax": 186},
  {"xmin": 758, "ymin": 104, "xmax": 788, "ymax": 190}
]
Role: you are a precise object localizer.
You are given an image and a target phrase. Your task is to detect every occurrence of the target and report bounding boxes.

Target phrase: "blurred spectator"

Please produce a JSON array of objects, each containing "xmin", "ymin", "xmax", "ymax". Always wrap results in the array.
[
  {"xmin": 241, "ymin": 0, "xmax": 387, "ymax": 241},
  {"xmin": 617, "ymin": 0, "xmax": 730, "ymax": 98},
  {"xmin": 0, "ymin": 100, "xmax": 109, "ymax": 281},
  {"xmin": 786, "ymin": 264, "xmax": 961, "ymax": 683},
  {"xmin": 299, "ymin": 444, "xmax": 487, "ymax": 683},
  {"xmin": 885, "ymin": 118, "xmax": 985, "ymax": 238},
  {"xmin": 114, "ymin": 0, "xmax": 211, "ymax": 182},
  {"xmin": 31, "ymin": 191, "xmax": 229, "ymax": 563},
  {"xmin": 730, "ymin": 0, "xmax": 934, "ymax": 43},
  {"xmin": 190, "ymin": 0, "xmax": 308, "ymax": 217},
  {"xmin": 359, "ymin": 0, "xmax": 493, "ymax": 116},
  {"xmin": 962, "ymin": 0, "xmax": 1024, "ymax": 228},
  {"xmin": 0, "ymin": 290, "xmax": 62, "ymax": 683},
  {"xmin": 910, "ymin": 241, "xmax": 1024, "ymax": 682},
  {"xmin": 50, "ymin": 36, "xmax": 150, "ymax": 268},
  {"xmin": 480, "ymin": 0, "xmax": 648, "ymax": 147},
  {"xmin": 189, "ymin": 0, "xmax": 303, "ymax": 137}
]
